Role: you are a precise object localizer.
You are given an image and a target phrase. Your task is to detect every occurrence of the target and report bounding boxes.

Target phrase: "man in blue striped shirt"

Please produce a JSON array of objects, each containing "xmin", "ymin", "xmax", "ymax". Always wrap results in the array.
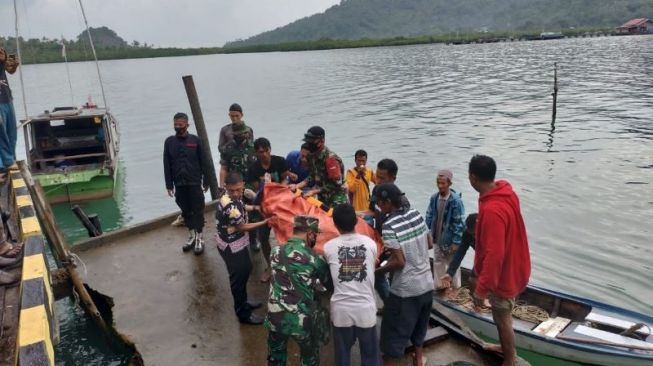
[{"xmin": 374, "ymin": 183, "xmax": 434, "ymax": 366}]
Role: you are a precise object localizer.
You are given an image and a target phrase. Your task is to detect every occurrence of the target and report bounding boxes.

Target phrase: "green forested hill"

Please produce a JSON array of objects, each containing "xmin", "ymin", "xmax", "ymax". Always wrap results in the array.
[{"xmin": 226, "ymin": 0, "xmax": 653, "ymax": 47}]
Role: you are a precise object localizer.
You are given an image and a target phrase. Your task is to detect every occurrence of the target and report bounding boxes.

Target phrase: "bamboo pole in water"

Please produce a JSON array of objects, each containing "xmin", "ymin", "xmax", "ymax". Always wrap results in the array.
[
  {"xmin": 552, "ymin": 62, "xmax": 558, "ymax": 123},
  {"xmin": 18, "ymin": 162, "xmax": 114, "ymax": 342},
  {"xmin": 182, "ymin": 75, "xmax": 220, "ymax": 200}
]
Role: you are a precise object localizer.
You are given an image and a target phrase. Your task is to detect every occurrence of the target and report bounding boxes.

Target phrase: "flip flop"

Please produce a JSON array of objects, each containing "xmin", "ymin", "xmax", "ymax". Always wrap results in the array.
[{"xmin": 2, "ymin": 241, "xmax": 24, "ymax": 258}]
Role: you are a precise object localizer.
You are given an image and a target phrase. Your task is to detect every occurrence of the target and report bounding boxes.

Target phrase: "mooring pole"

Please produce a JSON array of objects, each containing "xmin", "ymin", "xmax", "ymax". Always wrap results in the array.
[
  {"xmin": 182, "ymin": 75, "xmax": 219, "ymax": 200},
  {"xmin": 552, "ymin": 62, "xmax": 558, "ymax": 123}
]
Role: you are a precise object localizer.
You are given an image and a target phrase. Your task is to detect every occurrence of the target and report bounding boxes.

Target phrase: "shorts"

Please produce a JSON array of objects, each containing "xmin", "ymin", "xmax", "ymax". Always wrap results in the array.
[
  {"xmin": 380, "ymin": 291, "xmax": 433, "ymax": 358},
  {"xmin": 489, "ymin": 294, "xmax": 515, "ymax": 316}
]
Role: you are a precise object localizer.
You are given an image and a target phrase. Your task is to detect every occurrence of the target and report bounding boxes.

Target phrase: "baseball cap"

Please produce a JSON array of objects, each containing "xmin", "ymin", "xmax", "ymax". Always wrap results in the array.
[{"xmin": 302, "ymin": 126, "xmax": 325, "ymax": 141}]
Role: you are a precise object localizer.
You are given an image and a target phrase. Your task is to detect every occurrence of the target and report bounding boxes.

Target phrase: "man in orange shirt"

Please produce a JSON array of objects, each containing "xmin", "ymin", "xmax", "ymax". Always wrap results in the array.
[{"xmin": 346, "ymin": 149, "xmax": 375, "ymax": 212}]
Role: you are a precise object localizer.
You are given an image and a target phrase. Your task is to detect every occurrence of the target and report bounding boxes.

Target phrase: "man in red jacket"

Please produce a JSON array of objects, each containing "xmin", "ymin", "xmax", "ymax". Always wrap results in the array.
[{"xmin": 468, "ymin": 155, "xmax": 530, "ymax": 366}]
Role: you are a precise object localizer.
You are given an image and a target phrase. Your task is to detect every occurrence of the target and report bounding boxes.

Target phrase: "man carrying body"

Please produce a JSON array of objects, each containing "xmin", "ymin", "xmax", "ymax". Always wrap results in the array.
[
  {"xmin": 216, "ymin": 171, "xmax": 272, "ymax": 325},
  {"xmin": 290, "ymin": 126, "xmax": 347, "ymax": 207},
  {"xmin": 374, "ymin": 183, "xmax": 433, "ymax": 366},
  {"xmin": 0, "ymin": 48, "xmax": 20, "ymax": 181},
  {"xmin": 346, "ymin": 149, "xmax": 375, "ymax": 212},
  {"xmin": 247, "ymin": 137, "xmax": 293, "ymax": 282},
  {"xmin": 218, "ymin": 103, "xmax": 254, "ymax": 154},
  {"xmin": 163, "ymin": 112, "xmax": 209, "ymax": 255},
  {"xmin": 425, "ymin": 169, "xmax": 465, "ymax": 290},
  {"xmin": 324, "ymin": 204, "xmax": 380, "ymax": 366},
  {"xmin": 285, "ymin": 142, "xmax": 311, "ymax": 184},
  {"xmin": 468, "ymin": 155, "xmax": 531, "ymax": 366},
  {"xmin": 220, "ymin": 122, "xmax": 259, "ymax": 249},
  {"xmin": 265, "ymin": 215, "xmax": 329, "ymax": 366}
]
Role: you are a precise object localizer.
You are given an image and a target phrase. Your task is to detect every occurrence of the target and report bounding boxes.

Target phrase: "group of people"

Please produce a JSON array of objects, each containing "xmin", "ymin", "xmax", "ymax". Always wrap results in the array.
[
  {"xmin": 0, "ymin": 48, "xmax": 23, "ymax": 286},
  {"xmin": 163, "ymin": 104, "xmax": 531, "ymax": 366}
]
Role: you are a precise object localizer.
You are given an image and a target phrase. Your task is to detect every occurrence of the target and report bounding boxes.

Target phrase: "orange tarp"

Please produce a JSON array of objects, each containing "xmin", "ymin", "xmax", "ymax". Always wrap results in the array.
[{"xmin": 261, "ymin": 183, "xmax": 382, "ymax": 254}]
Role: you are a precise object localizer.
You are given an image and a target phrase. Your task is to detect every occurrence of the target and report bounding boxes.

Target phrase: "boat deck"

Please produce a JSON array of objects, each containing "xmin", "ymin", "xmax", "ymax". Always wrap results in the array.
[{"xmin": 73, "ymin": 210, "xmax": 498, "ymax": 365}]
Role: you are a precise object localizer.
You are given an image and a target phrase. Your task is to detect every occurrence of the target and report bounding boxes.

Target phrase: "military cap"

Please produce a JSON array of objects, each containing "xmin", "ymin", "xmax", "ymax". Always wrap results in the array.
[{"xmin": 293, "ymin": 215, "xmax": 320, "ymax": 233}]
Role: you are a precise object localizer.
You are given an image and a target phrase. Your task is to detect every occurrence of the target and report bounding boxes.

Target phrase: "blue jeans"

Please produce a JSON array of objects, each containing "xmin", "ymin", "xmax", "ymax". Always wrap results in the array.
[{"xmin": 0, "ymin": 102, "xmax": 17, "ymax": 169}]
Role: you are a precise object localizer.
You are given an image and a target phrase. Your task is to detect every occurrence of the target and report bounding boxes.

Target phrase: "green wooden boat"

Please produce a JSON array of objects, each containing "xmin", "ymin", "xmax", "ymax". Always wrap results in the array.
[{"xmin": 22, "ymin": 106, "xmax": 120, "ymax": 204}]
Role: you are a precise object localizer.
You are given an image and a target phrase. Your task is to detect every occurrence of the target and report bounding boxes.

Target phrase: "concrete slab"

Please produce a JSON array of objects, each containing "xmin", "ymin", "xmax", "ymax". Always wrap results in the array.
[{"xmin": 76, "ymin": 211, "xmax": 495, "ymax": 366}]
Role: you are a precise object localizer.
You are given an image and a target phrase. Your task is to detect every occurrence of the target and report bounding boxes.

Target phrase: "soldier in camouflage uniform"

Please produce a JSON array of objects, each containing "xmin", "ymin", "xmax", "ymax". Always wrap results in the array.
[
  {"xmin": 291, "ymin": 126, "xmax": 348, "ymax": 208},
  {"xmin": 265, "ymin": 215, "xmax": 329, "ymax": 366},
  {"xmin": 219, "ymin": 121, "xmax": 257, "ymax": 188}
]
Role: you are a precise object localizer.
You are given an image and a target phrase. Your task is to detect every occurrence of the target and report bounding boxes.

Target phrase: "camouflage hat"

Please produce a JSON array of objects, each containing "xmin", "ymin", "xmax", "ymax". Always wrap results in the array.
[
  {"xmin": 231, "ymin": 122, "xmax": 249, "ymax": 136},
  {"xmin": 293, "ymin": 215, "xmax": 320, "ymax": 233}
]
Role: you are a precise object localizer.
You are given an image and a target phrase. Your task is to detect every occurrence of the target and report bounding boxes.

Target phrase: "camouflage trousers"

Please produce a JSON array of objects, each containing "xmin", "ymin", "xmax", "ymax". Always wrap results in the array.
[
  {"xmin": 320, "ymin": 190, "xmax": 349, "ymax": 208},
  {"xmin": 267, "ymin": 331, "xmax": 319, "ymax": 366}
]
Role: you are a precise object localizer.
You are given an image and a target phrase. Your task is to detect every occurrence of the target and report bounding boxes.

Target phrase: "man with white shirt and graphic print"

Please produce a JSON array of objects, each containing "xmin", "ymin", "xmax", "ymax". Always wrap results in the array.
[{"xmin": 324, "ymin": 204, "xmax": 380, "ymax": 366}]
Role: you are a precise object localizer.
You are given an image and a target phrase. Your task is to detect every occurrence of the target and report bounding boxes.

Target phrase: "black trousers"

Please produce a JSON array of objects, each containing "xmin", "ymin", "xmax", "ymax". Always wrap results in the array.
[
  {"xmin": 174, "ymin": 185, "xmax": 205, "ymax": 233},
  {"xmin": 218, "ymin": 246, "xmax": 252, "ymax": 321}
]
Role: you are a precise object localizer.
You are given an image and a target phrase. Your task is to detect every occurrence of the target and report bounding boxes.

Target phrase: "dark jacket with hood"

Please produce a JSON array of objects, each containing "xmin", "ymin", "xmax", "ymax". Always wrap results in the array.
[{"xmin": 474, "ymin": 180, "xmax": 530, "ymax": 299}]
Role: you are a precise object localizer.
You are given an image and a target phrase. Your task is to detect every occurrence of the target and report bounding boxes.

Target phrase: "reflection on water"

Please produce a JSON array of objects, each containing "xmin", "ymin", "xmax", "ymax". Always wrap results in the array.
[{"xmin": 10, "ymin": 35, "xmax": 653, "ymax": 365}]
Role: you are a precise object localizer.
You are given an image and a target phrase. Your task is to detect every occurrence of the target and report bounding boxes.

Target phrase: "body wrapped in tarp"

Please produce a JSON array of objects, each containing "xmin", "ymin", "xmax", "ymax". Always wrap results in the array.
[{"xmin": 261, "ymin": 183, "xmax": 382, "ymax": 254}]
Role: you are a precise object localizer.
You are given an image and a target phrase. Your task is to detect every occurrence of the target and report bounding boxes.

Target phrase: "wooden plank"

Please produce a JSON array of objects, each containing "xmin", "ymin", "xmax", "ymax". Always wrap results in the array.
[
  {"xmin": 533, "ymin": 317, "xmax": 571, "ymax": 338},
  {"xmin": 571, "ymin": 325, "xmax": 653, "ymax": 350},
  {"xmin": 586, "ymin": 312, "xmax": 650, "ymax": 335}
]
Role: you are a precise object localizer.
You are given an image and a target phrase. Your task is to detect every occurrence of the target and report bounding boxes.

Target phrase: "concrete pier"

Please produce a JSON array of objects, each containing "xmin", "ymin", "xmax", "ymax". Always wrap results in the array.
[{"xmin": 73, "ymin": 211, "xmax": 494, "ymax": 366}]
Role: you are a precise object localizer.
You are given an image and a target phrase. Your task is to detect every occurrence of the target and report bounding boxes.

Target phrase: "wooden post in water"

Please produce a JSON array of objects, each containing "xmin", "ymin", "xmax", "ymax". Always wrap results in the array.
[
  {"xmin": 552, "ymin": 62, "xmax": 558, "ymax": 123},
  {"xmin": 18, "ymin": 162, "xmax": 114, "ymax": 343},
  {"xmin": 182, "ymin": 75, "xmax": 220, "ymax": 200}
]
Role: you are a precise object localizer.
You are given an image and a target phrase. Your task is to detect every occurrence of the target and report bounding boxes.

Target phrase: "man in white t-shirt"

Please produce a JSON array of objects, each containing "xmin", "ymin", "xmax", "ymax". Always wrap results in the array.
[{"xmin": 324, "ymin": 203, "xmax": 380, "ymax": 366}]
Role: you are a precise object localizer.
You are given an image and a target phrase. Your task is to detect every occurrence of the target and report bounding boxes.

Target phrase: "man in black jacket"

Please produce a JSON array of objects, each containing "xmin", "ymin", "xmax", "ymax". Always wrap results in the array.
[{"xmin": 163, "ymin": 112, "xmax": 209, "ymax": 255}]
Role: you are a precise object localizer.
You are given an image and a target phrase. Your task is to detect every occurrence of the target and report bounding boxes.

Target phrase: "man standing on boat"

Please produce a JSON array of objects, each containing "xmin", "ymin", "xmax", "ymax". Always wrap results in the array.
[
  {"xmin": 468, "ymin": 155, "xmax": 530, "ymax": 366},
  {"xmin": 290, "ymin": 126, "xmax": 347, "ymax": 207},
  {"xmin": 0, "ymin": 48, "xmax": 20, "ymax": 179},
  {"xmin": 163, "ymin": 112, "xmax": 210, "ymax": 255},
  {"xmin": 425, "ymin": 169, "xmax": 465, "ymax": 291},
  {"xmin": 218, "ymin": 103, "xmax": 254, "ymax": 154}
]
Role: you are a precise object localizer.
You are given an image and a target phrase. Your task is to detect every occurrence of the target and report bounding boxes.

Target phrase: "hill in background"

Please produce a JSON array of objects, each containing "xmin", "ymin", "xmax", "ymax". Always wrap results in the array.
[{"xmin": 226, "ymin": 0, "xmax": 653, "ymax": 47}]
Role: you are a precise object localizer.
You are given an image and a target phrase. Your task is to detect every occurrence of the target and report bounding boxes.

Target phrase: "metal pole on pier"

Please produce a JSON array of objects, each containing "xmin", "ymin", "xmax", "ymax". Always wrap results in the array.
[{"xmin": 182, "ymin": 75, "xmax": 220, "ymax": 200}]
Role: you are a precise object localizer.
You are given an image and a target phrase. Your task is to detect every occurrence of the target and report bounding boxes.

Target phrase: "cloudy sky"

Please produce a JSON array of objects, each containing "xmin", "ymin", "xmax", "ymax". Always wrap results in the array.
[{"xmin": 0, "ymin": 0, "xmax": 340, "ymax": 47}]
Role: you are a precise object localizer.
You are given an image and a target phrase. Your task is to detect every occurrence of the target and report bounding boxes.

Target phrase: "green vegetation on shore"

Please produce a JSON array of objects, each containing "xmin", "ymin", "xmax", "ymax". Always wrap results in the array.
[{"xmin": 1, "ymin": 27, "xmax": 618, "ymax": 65}]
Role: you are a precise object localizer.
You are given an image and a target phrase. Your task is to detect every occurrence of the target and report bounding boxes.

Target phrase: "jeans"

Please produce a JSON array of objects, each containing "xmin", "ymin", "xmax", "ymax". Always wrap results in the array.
[{"xmin": 0, "ymin": 102, "xmax": 17, "ymax": 168}]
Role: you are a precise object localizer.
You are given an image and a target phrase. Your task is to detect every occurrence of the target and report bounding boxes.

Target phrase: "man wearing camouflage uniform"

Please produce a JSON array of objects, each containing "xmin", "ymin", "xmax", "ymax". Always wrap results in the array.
[
  {"xmin": 291, "ymin": 126, "xmax": 347, "ymax": 207},
  {"xmin": 265, "ymin": 215, "xmax": 329, "ymax": 366}
]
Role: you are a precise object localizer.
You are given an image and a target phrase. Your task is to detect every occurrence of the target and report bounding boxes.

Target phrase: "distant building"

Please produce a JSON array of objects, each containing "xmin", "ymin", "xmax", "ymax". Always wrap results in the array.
[{"xmin": 616, "ymin": 18, "xmax": 653, "ymax": 35}]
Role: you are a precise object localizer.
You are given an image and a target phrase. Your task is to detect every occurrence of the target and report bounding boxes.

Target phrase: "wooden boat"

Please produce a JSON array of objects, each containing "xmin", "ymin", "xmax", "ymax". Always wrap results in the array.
[
  {"xmin": 21, "ymin": 105, "xmax": 119, "ymax": 204},
  {"xmin": 434, "ymin": 268, "xmax": 653, "ymax": 366}
]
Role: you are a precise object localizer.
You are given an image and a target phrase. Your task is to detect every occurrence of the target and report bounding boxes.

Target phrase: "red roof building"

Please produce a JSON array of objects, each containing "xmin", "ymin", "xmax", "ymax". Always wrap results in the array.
[{"xmin": 616, "ymin": 18, "xmax": 653, "ymax": 35}]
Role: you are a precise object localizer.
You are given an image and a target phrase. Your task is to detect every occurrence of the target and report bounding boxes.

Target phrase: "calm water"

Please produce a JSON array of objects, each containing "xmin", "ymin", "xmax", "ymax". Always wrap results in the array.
[{"xmin": 11, "ymin": 35, "xmax": 653, "ymax": 365}]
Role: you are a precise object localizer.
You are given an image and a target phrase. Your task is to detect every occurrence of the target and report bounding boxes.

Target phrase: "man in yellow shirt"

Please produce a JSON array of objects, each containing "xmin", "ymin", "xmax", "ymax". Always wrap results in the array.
[{"xmin": 346, "ymin": 150, "xmax": 375, "ymax": 212}]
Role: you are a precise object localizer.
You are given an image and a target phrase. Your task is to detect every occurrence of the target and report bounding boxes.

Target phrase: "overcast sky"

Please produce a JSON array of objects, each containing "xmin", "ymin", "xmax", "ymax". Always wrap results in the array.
[{"xmin": 0, "ymin": 0, "xmax": 340, "ymax": 47}]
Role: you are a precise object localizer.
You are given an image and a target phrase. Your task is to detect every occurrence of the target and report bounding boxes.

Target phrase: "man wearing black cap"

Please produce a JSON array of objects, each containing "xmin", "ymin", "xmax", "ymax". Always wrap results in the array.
[
  {"xmin": 218, "ymin": 103, "xmax": 254, "ymax": 154},
  {"xmin": 290, "ymin": 126, "xmax": 347, "ymax": 207},
  {"xmin": 374, "ymin": 183, "xmax": 433, "ymax": 366},
  {"xmin": 163, "ymin": 112, "xmax": 210, "ymax": 255}
]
